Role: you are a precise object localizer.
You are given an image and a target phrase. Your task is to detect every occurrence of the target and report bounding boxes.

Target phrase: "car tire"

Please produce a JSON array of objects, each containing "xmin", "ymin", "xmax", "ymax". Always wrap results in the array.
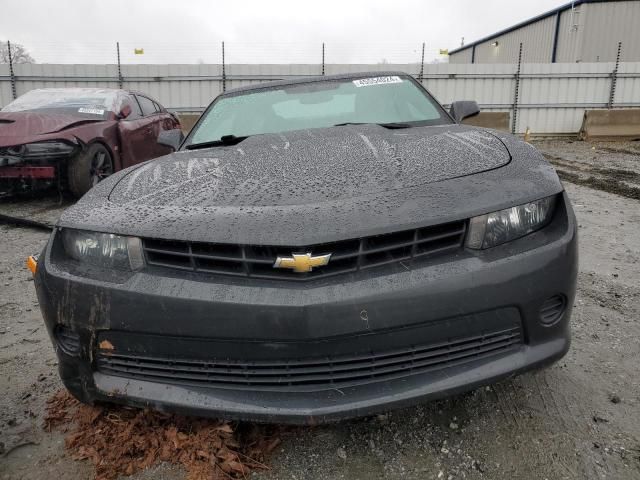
[{"xmin": 67, "ymin": 143, "xmax": 114, "ymax": 198}]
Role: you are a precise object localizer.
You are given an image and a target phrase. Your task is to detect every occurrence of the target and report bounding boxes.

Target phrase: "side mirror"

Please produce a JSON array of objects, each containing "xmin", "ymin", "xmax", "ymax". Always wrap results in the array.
[
  {"xmin": 118, "ymin": 104, "xmax": 132, "ymax": 120},
  {"xmin": 157, "ymin": 129, "xmax": 184, "ymax": 151},
  {"xmin": 449, "ymin": 100, "xmax": 480, "ymax": 123}
]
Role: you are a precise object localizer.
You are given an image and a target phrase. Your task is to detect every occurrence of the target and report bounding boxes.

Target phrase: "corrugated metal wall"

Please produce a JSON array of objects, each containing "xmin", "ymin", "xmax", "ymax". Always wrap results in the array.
[
  {"xmin": 1, "ymin": 62, "xmax": 639, "ymax": 134},
  {"xmin": 471, "ymin": 15, "xmax": 557, "ymax": 64},
  {"xmin": 579, "ymin": 1, "xmax": 640, "ymax": 62},
  {"xmin": 419, "ymin": 63, "xmax": 516, "ymax": 111},
  {"xmin": 448, "ymin": 48, "xmax": 473, "ymax": 64},
  {"xmin": 449, "ymin": 0, "xmax": 640, "ymax": 64},
  {"xmin": 0, "ymin": 65, "xmax": 12, "ymax": 107},
  {"xmin": 616, "ymin": 62, "xmax": 640, "ymax": 106},
  {"xmin": 517, "ymin": 62, "xmax": 616, "ymax": 133},
  {"xmin": 554, "ymin": 4, "xmax": 584, "ymax": 63}
]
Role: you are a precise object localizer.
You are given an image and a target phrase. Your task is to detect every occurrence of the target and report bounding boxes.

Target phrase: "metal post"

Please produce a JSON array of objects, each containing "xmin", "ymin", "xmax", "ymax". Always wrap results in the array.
[
  {"xmin": 222, "ymin": 41, "xmax": 226, "ymax": 92},
  {"xmin": 7, "ymin": 40, "xmax": 17, "ymax": 100},
  {"xmin": 551, "ymin": 11, "xmax": 561, "ymax": 63},
  {"xmin": 419, "ymin": 42, "xmax": 425, "ymax": 83},
  {"xmin": 608, "ymin": 42, "xmax": 622, "ymax": 109},
  {"xmin": 116, "ymin": 42, "xmax": 123, "ymax": 89},
  {"xmin": 511, "ymin": 43, "xmax": 523, "ymax": 134},
  {"xmin": 321, "ymin": 43, "xmax": 325, "ymax": 76}
]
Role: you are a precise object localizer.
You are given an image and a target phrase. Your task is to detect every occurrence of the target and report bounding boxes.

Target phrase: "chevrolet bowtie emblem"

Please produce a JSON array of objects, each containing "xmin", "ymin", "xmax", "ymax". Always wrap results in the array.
[{"xmin": 274, "ymin": 252, "xmax": 332, "ymax": 273}]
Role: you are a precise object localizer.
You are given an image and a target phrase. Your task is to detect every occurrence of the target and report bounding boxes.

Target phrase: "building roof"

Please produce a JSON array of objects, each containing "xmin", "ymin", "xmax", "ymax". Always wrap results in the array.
[{"xmin": 449, "ymin": 0, "xmax": 619, "ymax": 55}]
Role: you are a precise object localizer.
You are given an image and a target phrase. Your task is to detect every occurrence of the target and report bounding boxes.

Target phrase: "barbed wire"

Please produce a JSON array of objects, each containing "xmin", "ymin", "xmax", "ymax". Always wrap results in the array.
[
  {"xmin": 2, "ymin": 39, "xmax": 632, "ymax": 66},
  {"xmin": 1, "ymin": 40, "xmax": 450, "ymax": 65}
]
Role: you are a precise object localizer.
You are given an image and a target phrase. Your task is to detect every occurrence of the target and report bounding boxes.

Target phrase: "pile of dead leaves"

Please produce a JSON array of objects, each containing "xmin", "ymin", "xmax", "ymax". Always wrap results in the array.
[{"xmin": 44, "ymin": 390, "xmax": 284, "ymax": 480}]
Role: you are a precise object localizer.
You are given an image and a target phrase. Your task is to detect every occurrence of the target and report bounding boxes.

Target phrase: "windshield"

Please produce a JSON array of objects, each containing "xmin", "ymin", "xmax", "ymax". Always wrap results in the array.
[
  {"xmin": 187, "ymin": 75, "xmax": 451, "ymax": 146},
  {"xmin": 1, "ymin": 88, "xmax": 122, "ymax": 120}
]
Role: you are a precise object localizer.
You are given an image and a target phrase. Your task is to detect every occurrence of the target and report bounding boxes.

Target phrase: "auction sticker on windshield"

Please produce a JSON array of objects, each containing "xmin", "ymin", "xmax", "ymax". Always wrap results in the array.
[
  {"xmin": 353, "ymin": 76, "xmax": 403, "ymax": 87},
  {"xmin": 78, "ymin": 107, "xmax": 105, "ymax": 115}
]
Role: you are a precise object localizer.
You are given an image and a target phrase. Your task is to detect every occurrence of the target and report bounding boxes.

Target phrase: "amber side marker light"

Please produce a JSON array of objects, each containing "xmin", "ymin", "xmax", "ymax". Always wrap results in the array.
[{"xmin": 26, "ymin": 255, "xmax": 38, "ymax": 275}]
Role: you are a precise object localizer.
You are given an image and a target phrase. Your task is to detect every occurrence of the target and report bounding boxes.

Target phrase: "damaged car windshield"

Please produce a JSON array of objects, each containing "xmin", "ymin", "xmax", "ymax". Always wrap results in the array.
[
  {"xmin": 186, "ymin": 75, "xmax": 452, "ymax": 146},
  {"xmin": 1, "ymin": 88, "xmax": 120, "ymax": 119}
]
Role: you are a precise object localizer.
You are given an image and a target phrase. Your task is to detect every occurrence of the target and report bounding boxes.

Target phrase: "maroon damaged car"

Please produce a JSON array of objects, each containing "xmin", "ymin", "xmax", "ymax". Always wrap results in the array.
[{"xmin": 0, "ymin": 88, "xmax": 182, "ymax": 197}]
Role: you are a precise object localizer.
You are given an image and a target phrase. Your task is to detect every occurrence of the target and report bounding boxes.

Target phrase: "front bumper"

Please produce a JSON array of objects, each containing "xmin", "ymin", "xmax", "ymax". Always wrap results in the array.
[
  {"xmin": 0, "ymin": 165, "xmax": 59, "ymax": 193},
  {"xmin": 34, "ymin": 193, "xmax": 578, "ymax": 424},
  {"xmin": 0, "ymin": 165, "xmax": 56, "ymax": 179}
]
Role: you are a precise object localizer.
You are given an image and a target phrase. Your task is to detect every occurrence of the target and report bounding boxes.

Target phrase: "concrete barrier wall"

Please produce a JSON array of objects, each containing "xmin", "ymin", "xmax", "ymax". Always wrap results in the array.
[
  {"xmin": 177, "ymin": 114, "xmax": 201, "ymax": 135},
  {"xmin": 462, "ymin": 112, "xmax": 510, "ymax": 131},
  {"xmin": 579, "ymin": 109, "xmax": 640, "ymax": 141}
]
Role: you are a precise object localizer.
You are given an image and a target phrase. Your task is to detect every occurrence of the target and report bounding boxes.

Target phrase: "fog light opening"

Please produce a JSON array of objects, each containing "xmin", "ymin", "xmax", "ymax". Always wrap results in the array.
[
  {"xmin": 539, "ymin": 295, "xmax": 567, "ymax": 326},
  {"xmin": 54, "ymin": 325, "xmax": 81, "ymax": 356}
]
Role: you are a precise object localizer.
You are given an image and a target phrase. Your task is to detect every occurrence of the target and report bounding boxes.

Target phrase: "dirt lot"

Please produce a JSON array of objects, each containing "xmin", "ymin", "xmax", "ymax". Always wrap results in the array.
[{"xmin": 1, "ymin": 140, "xmax": 639, "ymax": 479}]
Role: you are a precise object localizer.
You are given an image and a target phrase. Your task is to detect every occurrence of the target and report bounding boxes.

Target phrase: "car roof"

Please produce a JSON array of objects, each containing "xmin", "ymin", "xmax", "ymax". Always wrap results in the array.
[
  {"xmin": 27, "ymin": 87, "xmax": 128, "ymax": 95},
  {"xmin": 222, "ymin": 71, "xmax": 413, "ymax": 96},
  {"xmin": 2, "ymin": 88, "xmax": 131, "ymax": 113},
  {"xmin": 27, "ymin": 87, "xmax": 158, "ymax": 102}
]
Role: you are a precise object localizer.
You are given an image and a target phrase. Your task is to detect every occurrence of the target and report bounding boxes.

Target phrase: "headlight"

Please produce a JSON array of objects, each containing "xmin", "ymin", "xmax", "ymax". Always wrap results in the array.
[
  {"xmin": 21, "ymin": 141, "xmax": 77, "ymax": 159},
  {"xmin": 61, "ymin": 229, "xmax": 144, "ymax": 271},
  {"xmin": 466, "ymin": 196, "xmax": 556, "ymax": 249}
]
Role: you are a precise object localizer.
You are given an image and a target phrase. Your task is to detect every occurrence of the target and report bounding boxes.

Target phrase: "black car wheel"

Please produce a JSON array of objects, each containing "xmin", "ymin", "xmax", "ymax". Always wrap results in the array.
[{"xmin": 67, "ymin": 143, "xmax": 114, "ymax": 198}]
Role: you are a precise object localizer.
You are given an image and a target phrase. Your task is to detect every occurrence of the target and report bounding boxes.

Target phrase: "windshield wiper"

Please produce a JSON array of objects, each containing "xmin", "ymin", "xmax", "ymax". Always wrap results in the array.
[
  {"xmin": 379, "ymin": 122, "xmax": 413, "ymax": 129},
  {"xmin": 185, "ymin": 134, "xmax": 249, "ymax": 150},
  {"xmin": 333, "ymin": 122, "xmax": 413, "ymax": 129}
]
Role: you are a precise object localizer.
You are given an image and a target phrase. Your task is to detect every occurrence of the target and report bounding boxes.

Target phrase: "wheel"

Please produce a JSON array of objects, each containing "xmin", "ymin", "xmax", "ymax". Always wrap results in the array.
[{"xmin": 67, "ymin": 143, "xmax": 114, "ymax": 198}]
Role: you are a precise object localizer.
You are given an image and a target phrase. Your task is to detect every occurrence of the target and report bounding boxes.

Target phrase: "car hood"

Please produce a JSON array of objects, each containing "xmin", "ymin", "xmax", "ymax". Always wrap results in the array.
[
  {"xmin": 109, "ymin": 124, "xmax": 509, "ymax": 207},
  {"xmin": 60, "ymin": 126, "xmax": 563, "ymax": 245},
  {"xmin": 0, "ymin": 112, "xmax": 103, "ymax": 146}
]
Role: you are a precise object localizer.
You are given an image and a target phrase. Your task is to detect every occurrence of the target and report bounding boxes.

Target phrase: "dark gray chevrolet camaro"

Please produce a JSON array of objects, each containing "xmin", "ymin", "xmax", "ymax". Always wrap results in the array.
[{"xmin": 34, "ymin": 72, "xmax": 578, "ymax": 423}]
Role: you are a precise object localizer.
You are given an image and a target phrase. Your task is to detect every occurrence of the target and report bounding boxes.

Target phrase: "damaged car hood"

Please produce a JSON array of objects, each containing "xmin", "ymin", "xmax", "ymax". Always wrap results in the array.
[
  {"xmin": 109, "ymin": 125, "xmax": 509, "ymax": 206},
  {"xmin": 0, "ymin": 112, "xmax": 104, "ymax": 146},
  {"xmin": 59, "ymin": 126, "xmax": 564, "ymax": 245}
]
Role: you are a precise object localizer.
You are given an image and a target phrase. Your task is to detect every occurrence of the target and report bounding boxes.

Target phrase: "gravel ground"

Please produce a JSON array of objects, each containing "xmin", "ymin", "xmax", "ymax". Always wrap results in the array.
[
  {"xmin": 1, "ymin": 140, "xmax": 639, "ymax": 479},
  {"xmin": 536, "ymin": 139, "xmax": 640, "ymax": 201}
]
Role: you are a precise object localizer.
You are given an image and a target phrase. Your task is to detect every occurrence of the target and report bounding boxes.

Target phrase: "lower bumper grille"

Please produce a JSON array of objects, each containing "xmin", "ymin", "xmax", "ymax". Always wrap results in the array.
[{"xmin": 96, "ymin": 326, "xmax": 523, "ymax": 392}]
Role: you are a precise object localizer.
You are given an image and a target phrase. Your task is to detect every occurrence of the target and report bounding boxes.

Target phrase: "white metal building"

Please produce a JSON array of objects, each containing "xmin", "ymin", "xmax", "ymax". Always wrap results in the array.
[{"xmin": 448, "ymin": 0, "xmax": 640, "ymax": 64}]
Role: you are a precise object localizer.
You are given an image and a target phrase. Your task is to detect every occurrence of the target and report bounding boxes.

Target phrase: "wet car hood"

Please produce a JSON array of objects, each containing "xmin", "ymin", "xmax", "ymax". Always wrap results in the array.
[
  {"xmin": 108, "ymin": 125, "xmax": 509, "ymax": 207},
  {"xmin": 59, "ymin": 125, "xmax": 564, "ymax": 245},
  {"xmin": 0, "ymin": 112, "xmax": 104, "ymax": 146}
]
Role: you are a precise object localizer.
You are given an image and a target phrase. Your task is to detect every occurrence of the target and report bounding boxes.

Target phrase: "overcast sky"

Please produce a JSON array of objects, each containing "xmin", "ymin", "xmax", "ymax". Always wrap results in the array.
[{"xmin": 1, "ymin": 0, "xmax": 563, "ymax": 64}]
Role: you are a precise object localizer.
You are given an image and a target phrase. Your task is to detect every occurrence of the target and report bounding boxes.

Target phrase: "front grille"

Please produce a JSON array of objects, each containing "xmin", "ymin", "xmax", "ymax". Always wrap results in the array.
[
  {"xmin": 96, "ymin": 325, "xmax": 522, "ymax": 392},
  {"xmin": 142, "ymin": 220, "xmax": 466, "ymax": 281}
]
